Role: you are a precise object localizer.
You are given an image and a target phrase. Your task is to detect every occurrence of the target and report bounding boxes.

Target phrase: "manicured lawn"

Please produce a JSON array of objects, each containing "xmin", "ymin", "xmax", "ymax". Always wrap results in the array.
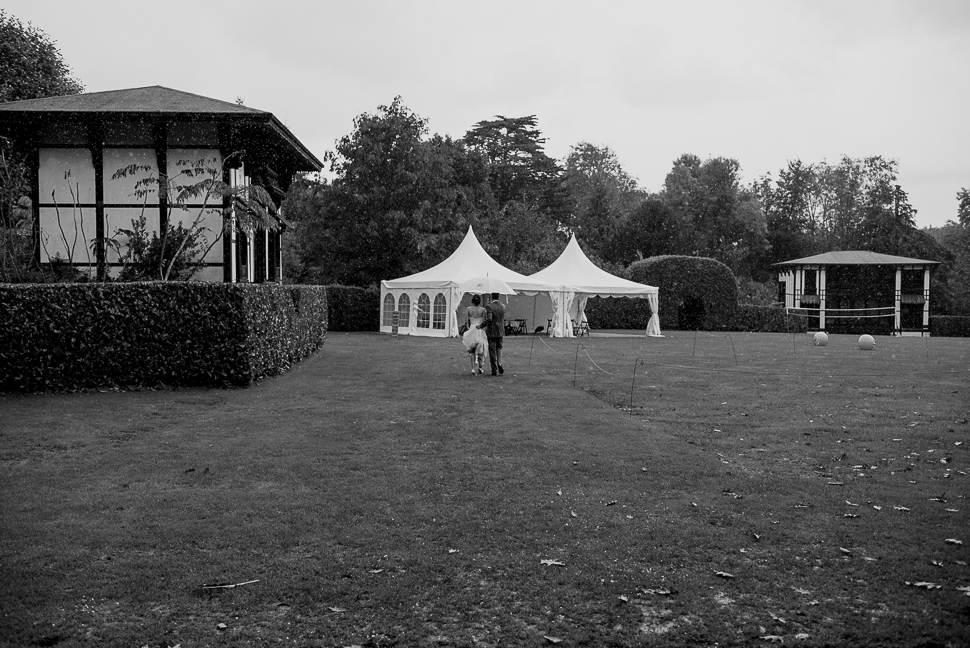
[{"xmin": 1, "ymin": 330, "xmax": 968, "ymax": 647}]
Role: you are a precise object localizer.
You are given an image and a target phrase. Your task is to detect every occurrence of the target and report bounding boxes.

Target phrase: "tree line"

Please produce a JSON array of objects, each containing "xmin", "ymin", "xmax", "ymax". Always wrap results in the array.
[{"xmin": 283, "ymin": 97, "xmax": 969, "ymax": 315}]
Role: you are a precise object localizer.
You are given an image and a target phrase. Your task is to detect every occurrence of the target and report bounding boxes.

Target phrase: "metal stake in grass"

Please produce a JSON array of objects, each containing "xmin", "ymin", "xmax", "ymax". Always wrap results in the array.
[
  {"xmin": 573, "ymin": 343, "xmax": 585, "ymax": 388},
  {"xmin": 630, "ymin": 357, "xmax": 645, "ymax": 417}
]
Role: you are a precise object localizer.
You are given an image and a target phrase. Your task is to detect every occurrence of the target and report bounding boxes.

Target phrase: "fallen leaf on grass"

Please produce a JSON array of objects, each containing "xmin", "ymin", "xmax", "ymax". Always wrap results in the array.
[
  {"xmin": 873, "ymin": 505, "xmax": 882, "ymax": 511},
  {"xmin": 216, "ymin": 623, "xmax": 228, "ymax": 631},
  {"xmin": 840, "ymin": 547, "xmax": 852, "ymax": 555},
  {"xmin": 448, "ymin": 549, "xmax": 459, "ymax": 554},
  {"xmin": 957, "ymin": 586, "xmax": 970, "ymax": 596},
  {"xmin": 368, "ymin": 569, "xmax": 384, "ymax": 574},
  {"xmin": 845, "ymin": 500, "xmax": 860, "ymax": 507},
  {"xmin": 795, "ymin": 633, "xmax": 810, "ymax": 640},
  {"xmin": 605, "ymin": 500, "xmax": 617, "ymax": 506},
  {"xmin": 827, "ymin": 481, "xmax": 844, "ymax": 486},
  {"xmin": 894, "ymin": 506, "xmax": 911, "ymax": 511},
  {"xmin": 931, "ymin": 560, "xmax": 944, "ymax": 567},
  {"xmin": 769, "ymin": 611, "xmax": 786, "ymax": 624},
  {"xmin": 570, "ymin": 510, "xmax": 577, "ymax": 518},
  {"xmin": 328, "ymin": 606, "xmax": 346, "ymax": 613},
  {"xmin": 540, "ymin": 559, "xmax": 565, "ymax": 566},
  {"xmin": 640, "ymin": 587, "xmax": 674, "ymax": 596},
  {"xmin": 714, "ymin": 571, "xmax": 735, "ymax": 579},
  {"xmin": 906, "ymin": 581, "xmax": 942, "ymax": 590},
  {"xmin": 946, "ymin": 508, "xmax": 959, "ymax": 513},
  {"xmin": 945, "ymin": 538, "xmax": 964, "ymax": 545},
  {"xmin": 556, "ymin": 489, "xmax": 562, "ymax": 496},
  {"xmin": 544, "ymin": 636, "xmax": 563, "ymax": 644},
  {"xmin": 759, "ymin": 636, "xmax": 784, "ymax": 643},
  {"xmin": 863, "ymin": 557, "xmax": 878, "ymax": 562},
  {"xmin": 618, "ymin": 594, "xmax": 629, "ymax": 602},
  {"xmin": 844, "ymin": 513, "xmax": 859, "ymax": 518}
]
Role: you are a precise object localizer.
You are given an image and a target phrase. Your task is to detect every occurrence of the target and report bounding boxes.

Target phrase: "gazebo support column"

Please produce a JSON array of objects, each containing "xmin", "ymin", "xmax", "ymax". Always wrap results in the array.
[
  {"xmin": 894, "ymin": 267, "xmax": 902, "ymax": 335},
  {"xmin": 819, "ymin": 267, "xmax": 826, "ymax": 331},
  {"xmin": 923, "ymin": 267, "xmax": 931, "ymax": 335}
]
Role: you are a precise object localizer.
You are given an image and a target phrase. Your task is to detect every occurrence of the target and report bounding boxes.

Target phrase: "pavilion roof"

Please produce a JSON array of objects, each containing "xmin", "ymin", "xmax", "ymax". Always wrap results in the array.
[{"xmin": 774, "ymin": 251, "xmax": 939, "ymax": 266}]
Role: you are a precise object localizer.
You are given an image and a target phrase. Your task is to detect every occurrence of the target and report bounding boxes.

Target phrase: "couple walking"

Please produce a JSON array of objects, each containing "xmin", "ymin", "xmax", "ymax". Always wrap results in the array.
[{"xmin": 462, "ymin": 293, "xmax": 505, "ymax": 376}]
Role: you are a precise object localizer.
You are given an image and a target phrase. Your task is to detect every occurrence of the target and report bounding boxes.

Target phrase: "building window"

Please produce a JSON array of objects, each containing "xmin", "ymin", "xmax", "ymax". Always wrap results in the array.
[
  {"xmin": 417, "ymin": 293, "xmax": 431, "ymax": 328},
  {"xmin": 433, "ymin": 293, "xmax": 447, "ymax": 329},
  {"xmin": 398, "ymin": 294, "xmax": 411, "ymax": 327},
  {"xmin": 382, "ymin": 294, "xmax": 395, "ymax": 327}
]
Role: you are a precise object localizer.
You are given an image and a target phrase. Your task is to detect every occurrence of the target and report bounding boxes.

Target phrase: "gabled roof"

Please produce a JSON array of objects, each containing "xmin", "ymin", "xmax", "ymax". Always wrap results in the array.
[
  {"xmin": 527, "ymin": 234, "xmax": 658, "ymax": 295},
  {"xmin": 0, "ymin": 85, "xmax": 265, "ymax": 115},
  {"xmin": 774, "ymin": 251, "xmax": 940, "ymax": 266},
  {"xmin": 381, "ymin": 226, "xmax": 556, "ymax": 293}
]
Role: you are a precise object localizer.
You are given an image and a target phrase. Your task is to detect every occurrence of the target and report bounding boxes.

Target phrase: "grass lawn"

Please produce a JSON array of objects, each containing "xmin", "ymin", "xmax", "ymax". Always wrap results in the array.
[{"xmin": 1, "ymin": 330, "xmax": 969, "ymax": 647}]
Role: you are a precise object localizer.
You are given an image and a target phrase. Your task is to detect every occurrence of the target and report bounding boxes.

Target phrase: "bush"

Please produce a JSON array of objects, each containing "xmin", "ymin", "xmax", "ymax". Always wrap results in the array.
[
  {"xmin": 584, "ymin": 297, "xmax": 652, "ymax": 330},
  {"xmin": 626, "ymin": 256, "xmax": 739, "ymax": 330},
  {"xmin": 931, "ymin": 315, "xmax": 970, "ymax": 337},
  {"xmin": 0, "ymin": 282, "xmax": 327, "ymax": 392},
  {"xmin": 326, "ymin": 284, "xmax": 379, "ymax": 332},
  {"xmin": 731, "ymin": 304, "xmax": 808, "ymax": 333}
]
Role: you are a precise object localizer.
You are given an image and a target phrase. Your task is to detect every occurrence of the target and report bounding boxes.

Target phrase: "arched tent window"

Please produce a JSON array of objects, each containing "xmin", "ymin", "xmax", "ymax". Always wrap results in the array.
[
  {"xmin": 398, "ymin": 294, "xmax": 411, "ymax": 327},
  {"xmin": 433, "ymin": 293, "xmax": 447, "ymax": 329},
  {"xmin": 382, "ymin": 293, "xmax": 395, "ymax": 327},
  {"xmin": 417, "ymin": 293, "xmax": 431, "ymax": 328}
]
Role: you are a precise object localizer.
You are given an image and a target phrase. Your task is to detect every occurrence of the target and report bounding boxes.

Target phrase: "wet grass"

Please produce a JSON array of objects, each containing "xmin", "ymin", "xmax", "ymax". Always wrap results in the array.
[{"xmin": 1, "ymin": 330, "xmax": 968, "ymax": 647}]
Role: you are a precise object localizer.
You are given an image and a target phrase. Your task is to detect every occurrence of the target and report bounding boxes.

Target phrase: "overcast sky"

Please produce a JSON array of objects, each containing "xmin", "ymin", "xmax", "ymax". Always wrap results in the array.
[{"xmin": 6, "ymin": 0, "xmax": 969, "ymax": 228}]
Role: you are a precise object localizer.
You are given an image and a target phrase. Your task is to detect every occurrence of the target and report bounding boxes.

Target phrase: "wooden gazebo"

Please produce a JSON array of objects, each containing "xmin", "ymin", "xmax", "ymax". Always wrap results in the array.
[{"xmin": 775, "ymin": 251, "xmax": 940, "ymax": 336}]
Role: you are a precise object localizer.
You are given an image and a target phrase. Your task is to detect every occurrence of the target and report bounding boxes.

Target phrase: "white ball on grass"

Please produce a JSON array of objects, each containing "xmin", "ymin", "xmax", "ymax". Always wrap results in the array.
[
  {"xmin": 813, "ymin": 332, "xmax": 828, "ymax": 346},
  {"xmin": 858, "ymin": 334, "xmax": 876, "ymax": 351}
]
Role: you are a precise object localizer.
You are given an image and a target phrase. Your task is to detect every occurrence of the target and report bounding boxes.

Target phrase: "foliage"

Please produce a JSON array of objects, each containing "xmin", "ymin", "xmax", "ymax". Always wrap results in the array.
[
  {"xmin": 0, "ymin": 283, "xmax": 327, "ymax": 392},
  {"xmin": 0, "ymin": 10, "xmax": 83, "ymax": 102},
  {"xmin": 730, "ymin": 303, "xmax": 807, "ymax": 333},
  {"xmin": 293, "ymin": 98, "xmax": 494, "ymax": 287},
  {"xmin": 626, "ymin": 255, "xmax": 739, "ymax": 330},
  {"xmin": 930, "ymin": 315, "xmax": 970, "ymax": 337},
  {"xmin": 109, "ymin": 154, "xmax": 276, "ymax": 281},
  {"xmin": 583, "ymin": 297, "xmax": 654, "ymax": 330},
  {"xmin": 325, "ymin": 284, "xmax": 380, "ymax": 331},
  {"xmin": 560, "ymin": 142, "xmax": 642, "ymax": 260}
]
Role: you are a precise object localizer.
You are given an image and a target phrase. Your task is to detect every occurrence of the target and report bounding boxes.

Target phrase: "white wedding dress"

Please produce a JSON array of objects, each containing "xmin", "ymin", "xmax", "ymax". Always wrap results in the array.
[{"xmin": 462, "ymin": 310, "xmax": 490, "ymax": 373}]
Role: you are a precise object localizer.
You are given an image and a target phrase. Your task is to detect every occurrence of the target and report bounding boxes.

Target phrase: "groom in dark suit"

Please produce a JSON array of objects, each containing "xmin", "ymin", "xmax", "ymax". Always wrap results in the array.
[{"xmin": 480, "ymin": 293, "xmax": 506, "ymax": 375}]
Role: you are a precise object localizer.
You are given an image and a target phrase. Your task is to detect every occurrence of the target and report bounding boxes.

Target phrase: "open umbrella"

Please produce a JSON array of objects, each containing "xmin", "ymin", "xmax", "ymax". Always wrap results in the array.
[{"xmin": 458, "ymin": 276, "xmax": 517, "ymax": 296}]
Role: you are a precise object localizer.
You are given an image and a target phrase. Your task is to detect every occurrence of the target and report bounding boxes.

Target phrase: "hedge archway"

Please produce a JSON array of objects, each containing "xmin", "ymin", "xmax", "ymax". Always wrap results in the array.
[{"xmin": 626, "ymin": 255, "xmax": 738, "ymax": 330}]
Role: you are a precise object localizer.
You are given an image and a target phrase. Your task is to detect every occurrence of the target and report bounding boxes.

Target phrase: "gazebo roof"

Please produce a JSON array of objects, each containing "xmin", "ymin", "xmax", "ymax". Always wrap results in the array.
[
  {"xmin": 774, "ymin": 251, "xmax": 939, "ymax": 267},
  {"xmin": 0, "ymin": 85, "xmax": 322, "ymax": 175}
]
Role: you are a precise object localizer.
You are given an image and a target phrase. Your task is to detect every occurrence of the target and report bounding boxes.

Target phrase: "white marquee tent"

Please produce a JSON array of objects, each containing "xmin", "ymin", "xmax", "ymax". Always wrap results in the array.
[
  {"xmin": 380, "ymin": 228, "xmax": 661, "ymax": 338},
  {"xmin": 379, "ymin": 226, "xmax": 556, "ymax": 337},
  {"xmin": 511, "ymin": 234, "xmax": 662, "ymax": 337}
]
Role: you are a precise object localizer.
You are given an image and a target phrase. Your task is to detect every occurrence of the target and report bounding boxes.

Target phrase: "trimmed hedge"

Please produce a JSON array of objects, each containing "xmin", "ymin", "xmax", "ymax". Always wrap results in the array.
[
  {"xmin": 626, "ymin": 256, "xmax": 739, "ymax": 330},
  {"xmin": 931, "ymin": 315, "xmax": 970, "ymax": 337},
  {"xmin": 0, "ymin": 282, "xmax": 327, "ymax": 392},
  {"xmin": 584, "ymin": 297, "xmax": 653, "ymax": 330},
  {"xmin": 730, "ymin": 304, "xmax": 808, "ymax": 334},
  {"xmin": 326, "ymin": 285, "xmax": 380, "ymax": 332}
]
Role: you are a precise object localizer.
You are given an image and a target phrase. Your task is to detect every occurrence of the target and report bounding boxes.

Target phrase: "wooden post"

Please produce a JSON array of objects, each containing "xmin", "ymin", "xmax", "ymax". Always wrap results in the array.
[{"xmin": 894, "ymin": 267, "xmax": 902, "ymax": 335}]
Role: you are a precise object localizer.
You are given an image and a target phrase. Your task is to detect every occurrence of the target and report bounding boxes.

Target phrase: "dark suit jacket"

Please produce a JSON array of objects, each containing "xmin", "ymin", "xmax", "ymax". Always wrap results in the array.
[{"xmin": 483, "ymin": 300, "xmax": 506, "ymax": 339}]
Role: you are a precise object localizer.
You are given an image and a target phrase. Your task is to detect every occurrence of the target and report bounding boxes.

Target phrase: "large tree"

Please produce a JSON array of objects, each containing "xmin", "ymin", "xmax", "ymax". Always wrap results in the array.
[
  {"xmin": 661, "ymin": 154, "xmax": 769, "ymax": 278},
  {"xmin": 288, "ymin": 98, "xmax": 494, "ymax": 286},
  {"xmin": 0, "ymin": 10, "xmax": 83, "ymax": 102},
  {"xmin": 561, "ymin": 142, "xmax": 642, "ymax": 261}
]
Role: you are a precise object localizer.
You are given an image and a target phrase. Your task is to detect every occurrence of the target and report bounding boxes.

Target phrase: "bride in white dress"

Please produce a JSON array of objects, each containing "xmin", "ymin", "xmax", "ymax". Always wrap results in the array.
[{"xmin": 462, "ymin": 294, "xmax": 490, "ymax": 375}]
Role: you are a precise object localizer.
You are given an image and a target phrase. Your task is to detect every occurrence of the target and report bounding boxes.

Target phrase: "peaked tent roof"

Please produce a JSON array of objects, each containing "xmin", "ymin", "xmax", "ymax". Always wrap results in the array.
[
  {"xmin": 774, "ymin": 251, "xmax": 940, "ymax": 266},
  {"xmin": 527, "ymin": 234, "xmax": 658, "ymax": 295},
  {"xmin": 381, "ymin": 226, "xmax": 556, "ymax": 293}
]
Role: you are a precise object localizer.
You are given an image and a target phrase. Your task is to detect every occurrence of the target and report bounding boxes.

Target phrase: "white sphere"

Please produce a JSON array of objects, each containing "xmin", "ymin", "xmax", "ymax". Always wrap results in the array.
[
  {"xmin": 858, "ymin": 334, "xmax": 876, "ymax": 351},
  {"xmin": 813, "ymin": 332, "xmax": 829, "ymax": 346}
]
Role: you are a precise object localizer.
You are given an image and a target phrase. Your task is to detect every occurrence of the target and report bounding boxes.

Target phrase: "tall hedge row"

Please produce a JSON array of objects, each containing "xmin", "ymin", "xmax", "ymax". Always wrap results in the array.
[
  {"xmin": 626, "ymin": 256, "xmax": 739, "ymax": 330},
  {"xmin": 0, "ymin": 283, "xmax": 327, "ymax": 392},
  {"xmin": 325, "ymin": 285, "xmax": 380, "ymax": 332},
  {"xmin": 931, "ymin": 315, "xmax": 970, "ymax": 337}
]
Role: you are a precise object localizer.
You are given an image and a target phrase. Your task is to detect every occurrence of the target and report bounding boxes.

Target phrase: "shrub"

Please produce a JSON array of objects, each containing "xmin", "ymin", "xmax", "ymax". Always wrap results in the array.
[
  {"xmin": 731, "ymin": 304, "xmax": 808, "ymax": 333},
  {"xmin": 931, "ymin": 315, "xmax": 970, "ymax": 338},
  {"xmin": 326, "ymin": 284, "xmax": 379, "ymax": 332},
  {"xmin": 584, "ymin": 297, "xmax": 652, "ymax": 330},
  {"xmin": 0, "ymin": 283, "xmax": 327, "ymax": 392},
  {"xmin": 626, "ymin": 256, "xmax": 739, "ymax": 330}
]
